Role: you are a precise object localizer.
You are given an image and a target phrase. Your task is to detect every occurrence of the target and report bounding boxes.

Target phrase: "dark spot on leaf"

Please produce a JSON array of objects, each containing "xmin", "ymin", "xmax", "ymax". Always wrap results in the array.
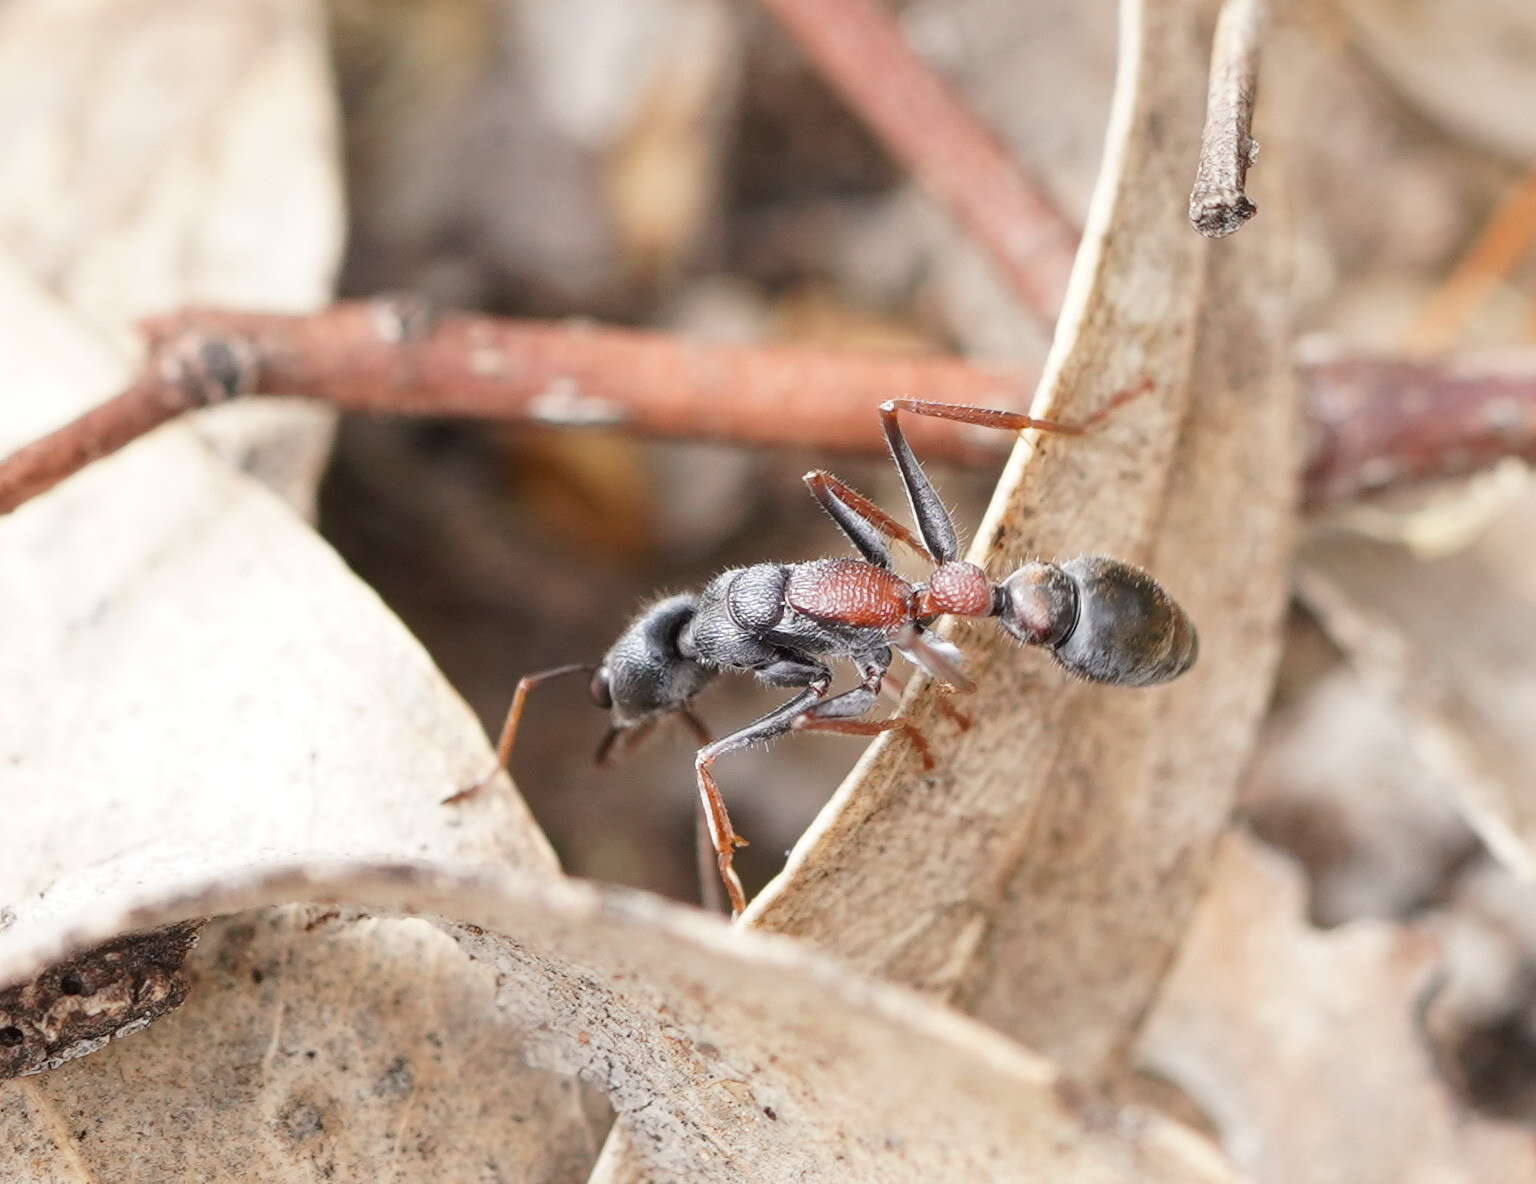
[
  {"xmin": 763, "ymin": 1106, "xmax": 777, "ymax": 1120},
  {"xmin": 279, "ymin": 1100, "xmax": 325, "ymax": 1141},
  {"xmin": 250, "ymin": 967, "xmax": 264, "ymax": 985},
  {"xmin": 0, "ymin": 1027, "xmax": 22, "ymax": 1047},
  {"xmin": 374, "ymin": 1056, "xmax": 414, "ymax": 1100},
  {"xmin": 59, "ymin": 974, "xmax": 86, "ymax": 996}
]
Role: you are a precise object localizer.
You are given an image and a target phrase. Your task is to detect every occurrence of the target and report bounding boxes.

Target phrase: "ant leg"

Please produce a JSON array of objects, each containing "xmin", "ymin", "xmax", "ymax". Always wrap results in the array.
[
  {"xmin": 593, "ymin": 715, "xmax": 663, "ymax": 767},
  {"xmin": 679, "ymin": 708, "xmax": 711, "ymax": 747},
  {"xmin": 878, "ymin": 400, "xmax": 962, "ymax": 563},
  {"xmin": 877, "ymin": 386, "xmax": 1152, "ymax": 562},
  {"xmin": 792, "ymin": 657, "xmax": 935, "ymax": 769},
  {"xmin": 881, "ymin": 383, "xmax": 1151, "ymax": 444},
  {"xmin": 893, "ymin": 624, "xmax": 977, "ymax": 695},
  {"xmin": 880, "ymin": 667, "xmax": 972, "ymax": 731},
  {"xmin": 794, "ymin": 716, "xmax": 935, "ymax": 770},
  {"xmin": 803, "ymin": 470, "xmax": 932, "ymax": 567},
  {"xmin": 680, "ymin": 710, "xmax": 728, "ymax": 916},
  {"xmin": 443, "ymin": 662, "xmax": 592, "ymax": 804},
  {"xmin": 695, "ymin": 676, "xmax": 832, "ymax": 917}
]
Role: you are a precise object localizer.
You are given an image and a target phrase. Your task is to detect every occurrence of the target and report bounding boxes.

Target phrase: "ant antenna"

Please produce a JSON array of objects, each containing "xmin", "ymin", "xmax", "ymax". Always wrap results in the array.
[{"xmin": 443, "ymin": 662, "xmax": 593, "ymax": 804}]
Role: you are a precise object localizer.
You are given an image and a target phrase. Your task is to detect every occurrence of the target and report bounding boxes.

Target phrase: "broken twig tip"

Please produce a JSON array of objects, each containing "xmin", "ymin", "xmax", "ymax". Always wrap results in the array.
[
  {"xmin": 1190, "ymin": 191, "xmax": 1258, "ymax": 239},
  {"xmin": 1189, "ymin": 0, "xmax": 1268, "ymax": 239}
]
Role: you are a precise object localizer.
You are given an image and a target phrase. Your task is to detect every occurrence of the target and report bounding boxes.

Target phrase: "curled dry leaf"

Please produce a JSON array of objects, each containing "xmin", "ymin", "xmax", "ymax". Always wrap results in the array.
[
  {"xmin": 0, "ymin": 274, "xmax": 558, "ymax": 907},
  {"xmin": 1, "ymin": 861, "xmax": 1243, "ymax": 1184},
  {"xmin": 1139, "ymin": 831, "xmax": 1536, "ymax": 1184},
  {"xmin": 2, "ymin": 909, "xmax": 597, "ymax": 1183},
  {"xmin": 1297, "ymin": 496, "xmax": 1536, "ymax": 879},
  {"xmin": 0, "ymin": 1, "xmax": 593, "ymax": 1174},
  {"xmin": 743, "ymin": 0, "xmax": 1299, "ymax": 1081}
]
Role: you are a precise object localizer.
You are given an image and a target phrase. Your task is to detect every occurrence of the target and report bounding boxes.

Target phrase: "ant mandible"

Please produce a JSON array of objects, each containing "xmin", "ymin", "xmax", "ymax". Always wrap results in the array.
[{"xmin": 453, "ymin": 395, "xmax": 1198, "ymax": 917}]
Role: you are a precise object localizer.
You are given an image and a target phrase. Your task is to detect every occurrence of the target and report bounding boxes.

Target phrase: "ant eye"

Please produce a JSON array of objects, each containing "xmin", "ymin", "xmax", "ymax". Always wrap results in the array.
[{"xmin": 590, "ymin": 667, "xmax": 613, "ymax": 709}]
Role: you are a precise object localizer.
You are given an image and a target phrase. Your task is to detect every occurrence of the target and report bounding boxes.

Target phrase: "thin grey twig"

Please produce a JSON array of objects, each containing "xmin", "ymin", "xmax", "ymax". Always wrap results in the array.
[{"xmin": 1189, "ymin": 0, "xmax": 1268, "ymax": 238}]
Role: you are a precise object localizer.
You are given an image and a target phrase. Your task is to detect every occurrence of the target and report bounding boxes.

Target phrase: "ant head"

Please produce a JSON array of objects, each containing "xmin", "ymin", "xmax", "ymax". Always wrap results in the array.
[
  {"xmin": 997, "ymin": 557, "xmax": 1197, "ymax": 687},
  {"xmin": 590, "ymin": 595, "xmax": 714, "ymax": 761}
]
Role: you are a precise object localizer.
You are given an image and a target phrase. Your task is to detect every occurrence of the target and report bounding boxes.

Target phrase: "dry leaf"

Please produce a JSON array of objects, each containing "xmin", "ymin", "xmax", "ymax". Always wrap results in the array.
[
  {"xmin": 2, "ymin": 910, "xmax": 597, "ymax": 1182},
  {"xmin": 0, "ymin": 258, "xmax": 556, "ymax": 913},
  {"xmin": 2, "ymin": 861, "xmax": 1244, "ymax": 1184},
  {"xmin": 1297, "ymin": 496, "xmax": 1536, "ymax": 878},
  {"xmin": 1242, "ymin": 665, "xmax": 1475, "ymax": 925},
  {"xmin": 0, "ymin": 0, "xmax": 341, "ymax": 322},
  {"xmin": 1139, "ymin": 831, "xmax": 1536, "ymax": 1184},
  {"xmin": 744, "ymin": 0, "xmax": 1299, "ymax": 1082},
  {"xmin": 0, "ymin": 0, "xmax": 343, "ymax": 513},
  {"xmin": 1335, "ymin": 0, "xmax": 1536, "ymax": 163},
  {"xmin": 0, "ymin": 3, "xmax": 593, "ymax": 1174}
]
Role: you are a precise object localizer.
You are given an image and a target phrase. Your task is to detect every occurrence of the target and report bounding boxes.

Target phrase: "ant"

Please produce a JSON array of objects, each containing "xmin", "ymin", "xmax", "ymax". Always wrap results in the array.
[{"xmin": 453, "ymin": 396, "xmax": 1198, "ymax": 917}]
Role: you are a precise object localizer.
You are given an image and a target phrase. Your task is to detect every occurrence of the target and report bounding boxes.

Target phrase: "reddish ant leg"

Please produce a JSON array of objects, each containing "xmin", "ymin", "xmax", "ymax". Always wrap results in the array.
[
  {"xmin": 443, "ymin": 662, "xmax": 592, "ymax": 804},
  {"xmin": 803, "ymin": 470, "xmax": 932, "ymax": 564},
  {"xmin": 679, "ymin": 709, "xmax": 730, "ymax": 916},
  {"xmin": 881, "ymin": 668, "xmax": 972, "ymax": 731},
  {"xmin": 792, "ymin": 715, "xmax": 935, "ymax": 770}
]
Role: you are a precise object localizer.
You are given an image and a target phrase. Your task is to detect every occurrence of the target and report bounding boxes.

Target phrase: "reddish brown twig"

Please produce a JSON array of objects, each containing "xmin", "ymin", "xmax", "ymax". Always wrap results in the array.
[
  {"xmin": 3, "ymin": 302, "xmax": 1535, "ymax": 518},
  {"xmin": 754, "ymin": 0, "xmax": 1077, "ymax": 325},
  {"xmin": 1189, "ymin": 0, "xmax": 1267, "ymax": 238},
  {"xmin": 1304, "ymin": 348, "xmax": 1536, "ymax": 506},
  {"xmin": 0, "ymin": 301, "xmax": 1033, "ymax": 514}
]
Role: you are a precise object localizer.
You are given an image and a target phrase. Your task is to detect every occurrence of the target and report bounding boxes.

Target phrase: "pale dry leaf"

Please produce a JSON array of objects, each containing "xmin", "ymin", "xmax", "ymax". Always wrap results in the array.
[
  {"xmin": 744, "ymin": 0, "xmax": 1299, "ymax": 1081},
  {"xmin": 1139, "ymin": 830, "xmax": 1536, "ymax": 1184},
  {"xmin": 1297, "ymin": 496, "xmax": 1536, "ymax": 879},
  {"xmin": 0, "ymin": 0, "xmax": 345, "ymax": 512},
  {"xmin": 0, "ymin": 3, "xmax": 597, "ymax": 1166},
  {"xmin": 0, "ymin": 241, "xmax": 554, "ymax": 936},
  {"xmin": 1335, "ymin": 0, "xmax": 1536, "ymax": 163},
  {"xmin": 1, "ymin": 861, "xmax": 1245, "ymax": 1184},
  {"xmin": 0, "ymin": 254, "xmax": 561, "ymax": 1092},
  {"xmin": 0, "ymin": 7, "xmax": 571, "ymax": 1165},
  {"xmin": 1242, "ymin": 665, "xmax": 1475, "ymax": 925},
  {"xmin": 0, "ymin": 0, "xmax": 341, "ymax": 323},
  {"xmin": 1, "ymin": 909, "xmax": 597, "ymax": 1184}
]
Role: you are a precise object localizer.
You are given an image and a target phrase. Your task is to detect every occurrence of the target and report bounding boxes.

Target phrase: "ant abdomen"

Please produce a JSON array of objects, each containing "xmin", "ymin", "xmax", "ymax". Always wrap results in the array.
[{"xmin": 998, "ymin": 556, "xmax": 1197, "ymax": 687}]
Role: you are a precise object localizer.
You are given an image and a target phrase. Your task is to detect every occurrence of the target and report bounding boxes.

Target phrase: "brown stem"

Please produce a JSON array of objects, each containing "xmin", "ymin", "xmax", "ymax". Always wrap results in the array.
[
  {"xmin": 1303, "ymin": 349, "xmax": 1536, "ymax": 507},
  {"xmin": 1189, "ymin": 0, "xmax": 1267, "ymax": 238},
  {"xmin": 2, "ymin": 303, "xmax": 1533, "ymax": 518},
  {"xmin": 0, "ymin": 301, "xmax": 1033, "ymax": 514},
  {"xmin": 754, "ymin": 0, "xmax": 1078, "ymax": 325}
]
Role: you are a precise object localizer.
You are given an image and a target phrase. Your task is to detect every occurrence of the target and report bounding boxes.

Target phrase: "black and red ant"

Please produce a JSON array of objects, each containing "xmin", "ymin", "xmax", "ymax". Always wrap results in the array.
[{"xmin": 454, "ymin": 397, "xmax": 1197, "ymax": 916}]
